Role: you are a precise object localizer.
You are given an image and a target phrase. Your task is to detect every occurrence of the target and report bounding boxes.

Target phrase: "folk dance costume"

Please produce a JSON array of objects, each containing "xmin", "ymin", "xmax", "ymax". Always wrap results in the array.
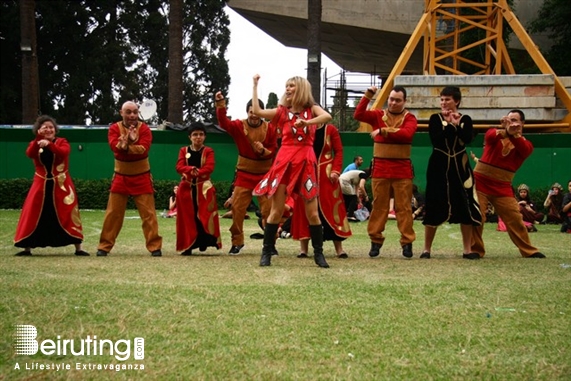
[
  {"xmin": 176, "ymin": 145, "xmax": 221, "ymax": 254},
  {"xmin": 471, "ymin": 128, "xmax": 543, "ymax": 258},
  {"xmin": 354, "ymin": 90, "xmax": 417, "ymax": 256},
  {"xmin": 14, "ymin": 137, "xmax": 84, "ymax": 249},
  {"xmin": 423, "ymin": 113, "xmax": 482, "ymax": 227},
  {"xmin": 291, "ymin": 123, "xmax": 351, "ymax": 242},
  {"xmin": 254, "ymin": 105, "xmax": 327, "ymax": 267},
  {"xmin": 215, "ymin": 100, "xmax": 278, "ymax": 251},
  {"xmin": 97, "ymin": 121, "xmax": 162, "ymax": 255}
]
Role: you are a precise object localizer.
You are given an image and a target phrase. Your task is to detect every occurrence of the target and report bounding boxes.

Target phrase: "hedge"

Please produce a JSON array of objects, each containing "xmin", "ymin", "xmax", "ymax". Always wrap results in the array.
[{"xmin": 0, "ymin": 178, "xmax": 233, "ymax": 211}]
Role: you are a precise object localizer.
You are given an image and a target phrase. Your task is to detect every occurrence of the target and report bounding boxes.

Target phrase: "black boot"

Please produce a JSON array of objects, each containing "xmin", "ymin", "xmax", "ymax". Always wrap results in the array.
[
  {"xmin": 310, "ymin": 225, "xmax": 329, "ymax": 268},
  {"xmin": 260, "ymin": 223, "xmax": 279, "ymax": 266}
]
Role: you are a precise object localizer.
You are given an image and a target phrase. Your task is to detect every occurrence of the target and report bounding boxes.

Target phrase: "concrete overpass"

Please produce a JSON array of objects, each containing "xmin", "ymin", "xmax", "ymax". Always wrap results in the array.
[{"xmin": 227, "ymin": 0, "xmax": 548, "ymax": 77}]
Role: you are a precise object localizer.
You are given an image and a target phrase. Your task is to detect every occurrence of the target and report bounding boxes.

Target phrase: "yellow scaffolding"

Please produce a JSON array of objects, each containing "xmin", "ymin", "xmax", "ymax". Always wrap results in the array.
[{"xmin": 368, "ymin": 0, "xmax": 571, "ymax": 131}]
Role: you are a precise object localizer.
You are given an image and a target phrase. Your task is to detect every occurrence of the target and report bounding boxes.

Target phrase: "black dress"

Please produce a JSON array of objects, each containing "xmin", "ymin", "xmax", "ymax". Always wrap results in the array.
[{"xmin": 423, "ymin": 113, "xmax": 482, "ymax": 226}]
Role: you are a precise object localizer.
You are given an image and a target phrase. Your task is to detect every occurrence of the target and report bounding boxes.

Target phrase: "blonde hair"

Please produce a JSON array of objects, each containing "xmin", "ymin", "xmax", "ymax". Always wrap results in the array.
[{"xmin": 278, "ymin": 76, "xmax": 315, "ymax": 109}]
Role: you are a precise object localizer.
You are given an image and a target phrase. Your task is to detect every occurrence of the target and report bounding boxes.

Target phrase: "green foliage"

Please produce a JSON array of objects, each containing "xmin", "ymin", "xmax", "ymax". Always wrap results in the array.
[
  {"xmin": 0, "ymin": 0, "xmax": 230, "ymax": 125},
  {"xmin": 529, "ymin": 0, "xmax": 571, "ymax": 76},
  {"xmin": 0, "ymin": 179, "xmax": 235, "ymax": 211},
  {"xmin": 266, "ymin": 92, "xmax": 279, "ymax": 109}
]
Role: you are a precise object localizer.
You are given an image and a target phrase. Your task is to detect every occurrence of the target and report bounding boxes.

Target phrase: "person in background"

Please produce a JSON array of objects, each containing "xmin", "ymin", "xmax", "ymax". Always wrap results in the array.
[
  {"xmin": 339, "ymin": 168, "xmax": 371, "ymax": 221},
  {"xmin": 342, "ymin": 155, "xmax": 364, "ymax": 173},
  {"xmin": 421, "ymin": 86, "xmax": 482, "ymax": 259},
  {"xmin": 176, "ymin": 122, "xmax": 221, "ymax": 255},
  {"xmin": 543, "ymin": 182, "xmax": 564, "ymax": 224},
  {"xmin": 215, "ymin": 92, "xmax": 278, "ymax": 254},
  {"xmin": 411, "ymin": 184, "xmax": 425, "ymax": 221},
  {"xmin": 470, "ymin": 109, "xmax": 545, "ymax": 258},
  {"xmin": 561, "ymin": 179, "xmax": 571, "ymax": 233},
  {"xmin": 162, "ymin": 184, "xmax": 178, "ymax": 218},
  {"xmin": 96, "ymin": 101, "xmax": 162, "ymax": 257},
  {"xmin": 515, "ymin": 184, "xmax": 544, "ymax": 225},
  {"xmin": 252, "ymin": 74, "xmax": 332, "ymax": 268},
  {"xmin": 354, "ymin": 85, "xmax": 418, "ymax": 258},
  {"xmin": 14, "ymin": 115, "xmax": 89, "ymax": 257},
  {"xmin": 293, "ymin": 122, "xmax": 352, "ymax": 259}
]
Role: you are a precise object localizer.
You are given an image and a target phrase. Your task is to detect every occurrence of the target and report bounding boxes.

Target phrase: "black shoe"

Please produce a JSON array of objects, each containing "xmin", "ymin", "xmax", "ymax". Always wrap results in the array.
[
  {"xmin": 337, "ymin": 252, "xmax": 349, "ymax": 259},
  {"xmin": 151, "ymin": 250, "xmax": 162, "ymax": 257},
  {"xmin": 402, "ymin": 243, "xmax": 413, "ymax": 258},
  {"xmin": 463, "ymin": 253, "xmax": 480, "ymax": 260},
  {"xmin": 229, "ymin": 244, "xmax": 244, "ymax": 255},
  {"xmin": 369, "ymin": 242, "xmax": 382, "ymax": 257},
  {"xmin": 528, "ymin": 252, "xmax": 546, "ymax": 258},
  {"xmin": 181, "ymin": 249, "xmax": 192, "ymax": 256},
  {"xmin": 420, "ymin": 251, "xmax": 431, "ymax": 259},
  {"xmin": 249, "ymin": 233, "xmax": 264, "ymax": 239},
  {"xmin": 297, "ymin": 253, "xmax": 309, "ymax": 258},
  {"xmin": 15, "ymin": 250, "xmax": 32, "ymax": 256},
  {"xmin": 260, "ymin": 253, "xmax": 272, "ymax": 266},
  {"xmin": 74, "ymin": 250, "xmax": 90, "ymax": 256},
  {"xmin": 271, "ymin": 248, "xmax": 279, "ymax": 256},
  {"xmin": 96, "ymin": 250, "xmax": 108, "ymax": 257}
]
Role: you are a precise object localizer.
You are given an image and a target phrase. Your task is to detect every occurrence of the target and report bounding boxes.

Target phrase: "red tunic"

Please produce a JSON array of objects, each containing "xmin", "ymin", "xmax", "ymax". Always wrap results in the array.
[
  {"xmin": 108, "ymin": 121, "xmax": 154, "ymax": 195},
  {"xmin": 175, "ymin": 145, "xmax": 221, "ymax": 252},
  {"xmin": 474, "ymin": 128, "xmax": 534, "ymax": 197},
  {"xmin": 253, "ymin": 105, "xmax": 319, "ymax": 201},
  {"xmin": 14, "ymin": 137, "xmax": 83, "ymax": 246},
  {"xmin": 216, "ymin": 106, "xmax": 278, "ymax": 189},
  {"xmin": 292, "ymin": 124, "xmax": 352, "ymax": 240},
  {"xmin": 354, "ymin": 97, "xmax": 417, "ymax": 179}
]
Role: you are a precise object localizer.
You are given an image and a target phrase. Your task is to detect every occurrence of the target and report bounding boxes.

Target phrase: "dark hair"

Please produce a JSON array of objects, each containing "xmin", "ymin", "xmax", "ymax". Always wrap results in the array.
[
  {"xmin": 392, "ymin": 85, "xmax": 407, "ymax": 100},
  {"xmin": 440, "ymin": 86, "xmax": 462, "ymax": 106},
  {"xmin": 33, "ymin": 115, "xmax": 59, "ymax": 135},
  {"xmin": 187, "ymin": 121, "xmax": 206, "ymax": 135},
  {"xmin": 508, "ymin": 109, "xmax": 525, "ymax": 122},
  {"xmin": 246, "ymin": 99, "xmax": 264, "ymax": 113},
  {"xmin": 353, "ymin": 155, "xmax": 362, "ymax": 162}
]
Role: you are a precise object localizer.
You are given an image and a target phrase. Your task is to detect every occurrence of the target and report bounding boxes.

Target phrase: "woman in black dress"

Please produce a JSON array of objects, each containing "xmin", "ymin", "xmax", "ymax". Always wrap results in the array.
[{"xmin": 421, "ymin": 86, "xmax": 482, "ymax": 259}]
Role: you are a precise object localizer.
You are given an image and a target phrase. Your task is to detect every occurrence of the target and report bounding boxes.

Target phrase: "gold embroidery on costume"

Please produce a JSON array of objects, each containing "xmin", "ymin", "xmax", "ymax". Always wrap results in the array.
[
  {"xmin": 501, "ymin": 138, "xmax": 515, "ymax": 156},
  {"xmin": 71, "ymin": 205, "xmax": 82, "ymax": 227},
  {"xmin": 64, "ymin": 189, "xmax": 75, "ymax": 205}
]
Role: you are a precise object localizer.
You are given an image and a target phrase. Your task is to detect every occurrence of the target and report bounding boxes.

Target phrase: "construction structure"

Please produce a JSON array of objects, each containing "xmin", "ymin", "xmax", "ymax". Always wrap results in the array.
[{"xmin": 366, "ymin": 0, "xmax": 571, "ymax": 132}]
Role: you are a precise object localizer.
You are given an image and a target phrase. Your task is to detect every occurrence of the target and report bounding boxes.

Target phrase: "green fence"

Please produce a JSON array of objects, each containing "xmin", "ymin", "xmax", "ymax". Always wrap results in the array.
[{"xmin": 1, "ymin": 127, "xmax": 569, "ymax": 190}]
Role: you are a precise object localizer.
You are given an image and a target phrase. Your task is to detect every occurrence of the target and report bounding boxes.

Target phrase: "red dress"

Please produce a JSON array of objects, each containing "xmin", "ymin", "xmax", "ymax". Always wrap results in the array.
[
  {"xmin": 14, "ymin": 137, "xmax": 83, "ymax": 248},
  {"xmin": 175, "ymin": 145, "xmax": 221, "ymax": 252},
  {"xmin": 253, "ymin": 105, "xmax": 319, "ymax": 201},
  {"xmin": 292, "ymin": 124, "xmax": 352, "ymax": 240}
]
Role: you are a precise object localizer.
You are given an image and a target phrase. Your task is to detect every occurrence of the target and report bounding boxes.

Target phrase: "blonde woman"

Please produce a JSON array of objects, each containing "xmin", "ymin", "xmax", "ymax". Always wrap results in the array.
[{"xmin": 251, "ymin": 74, "xmax": 332, "ymax": 267}]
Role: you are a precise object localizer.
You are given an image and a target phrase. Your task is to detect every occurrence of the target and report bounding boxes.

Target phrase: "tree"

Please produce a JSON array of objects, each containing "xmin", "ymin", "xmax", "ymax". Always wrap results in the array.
[
  {"xmin": 0, "ymin": 0, "xmax": 230, "ymax": 125},
  {"xmin": 168, "ymin": 0, "xmax": 184, "ymax": 124},
  {"xmin": 529, "ymin": 0, "xmax": 571, "ymax": 76}
]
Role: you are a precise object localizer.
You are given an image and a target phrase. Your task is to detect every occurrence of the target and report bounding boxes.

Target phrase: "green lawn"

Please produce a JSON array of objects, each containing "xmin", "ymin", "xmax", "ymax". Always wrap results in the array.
[{"xmin": 1, "ymin": 209, "xmax": 570, "ymax": 380}]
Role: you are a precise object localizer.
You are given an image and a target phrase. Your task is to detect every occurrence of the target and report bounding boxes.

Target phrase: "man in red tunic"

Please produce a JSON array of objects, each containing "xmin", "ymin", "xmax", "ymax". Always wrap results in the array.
[
  {"xmin": 470, "ymin": 109, "xmax": 545, "ymax": 259},
  {"xmin": 354, "ymin": 86, "xmax": 418, "ymax": 258},
  {"xmin": 215, "ymin": 92, "xmax": 278, "ymax": 255},
  {"xmin": 96, "ymin": 101, "xmax": 163, "ymax": 257}
]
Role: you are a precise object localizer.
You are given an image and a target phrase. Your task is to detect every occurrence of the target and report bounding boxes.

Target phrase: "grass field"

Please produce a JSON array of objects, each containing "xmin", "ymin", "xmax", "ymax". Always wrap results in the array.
[{"xmin": 1, "ymin": 209, "xmax": 570, "ymax": 380}]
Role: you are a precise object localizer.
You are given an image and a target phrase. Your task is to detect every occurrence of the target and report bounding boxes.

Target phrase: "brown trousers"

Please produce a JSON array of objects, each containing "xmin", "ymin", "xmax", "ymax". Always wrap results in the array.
[
  {"xmin": 98, "ymin": 192, "xmax": 162, "ymax": 253},
  {"xmin": 368, "ymin": 178, "xmax": 415, "ymax": 246},
  {"xmin": 229, "ymin": 186, "xmax": 270, "ymax": 246},
  {"xmin": 471, "ymin": 191, "xmax": 538, "ymax": 257}
]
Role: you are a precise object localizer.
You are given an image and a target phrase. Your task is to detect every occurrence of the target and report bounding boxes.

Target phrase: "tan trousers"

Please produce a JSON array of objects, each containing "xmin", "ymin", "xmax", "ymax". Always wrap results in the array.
[
  {"xmin": 368, "ymin": 178, "xmax": 415, "ymax": 246},
  {"xmin": 98, "ymin": 192, "xmax": 162, "ymax": 253},
  {"xmin": 229, "ymin": 186, "xmax": 270, "ymax": 246},
  {"xmin": 471, "ymin": 191, "xmax": 538, "ymax": 257}
]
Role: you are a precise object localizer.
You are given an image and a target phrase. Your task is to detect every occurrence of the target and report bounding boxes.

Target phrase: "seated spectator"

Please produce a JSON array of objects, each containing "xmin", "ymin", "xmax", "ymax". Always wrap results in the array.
[
  {"xmin": 162, "ymin": 185, "xmax": 178, "ymax": 218},
  {"xmin": 561, "ymin": 179, "xmax": 571, "ymax": 233},
  {"xmin": 412, "ymin": 184, "xmax": 425, "ymax": 220},
  {"xmin": 543, "ymin": 182, "xmax": 564, "ymax": 224},
  {"xmin": 516, "ymin": 184, "xmax": 544, "ymax": 225}
]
